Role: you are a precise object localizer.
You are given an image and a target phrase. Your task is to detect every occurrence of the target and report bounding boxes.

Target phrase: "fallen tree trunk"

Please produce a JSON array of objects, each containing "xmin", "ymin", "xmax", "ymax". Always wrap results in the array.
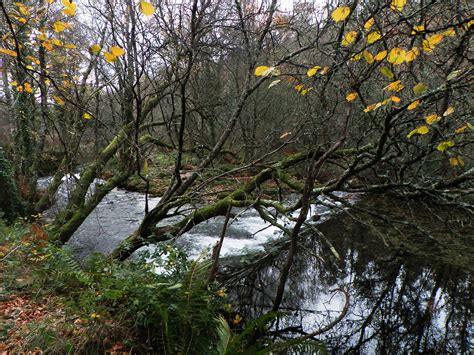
[{"xmin": 111, "ymin": 146, "xmax": 365, "ymax": 260}]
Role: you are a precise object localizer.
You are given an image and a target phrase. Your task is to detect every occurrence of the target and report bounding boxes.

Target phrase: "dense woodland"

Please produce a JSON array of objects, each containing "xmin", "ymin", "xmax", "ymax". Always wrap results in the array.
[{"xmin": 0, "ymin": 0, "xmax": 473, "ymax": 353}]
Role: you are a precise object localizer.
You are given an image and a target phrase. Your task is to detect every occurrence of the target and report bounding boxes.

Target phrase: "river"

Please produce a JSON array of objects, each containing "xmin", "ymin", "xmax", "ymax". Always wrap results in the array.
[{"xmin": 38, "ymin": 177, "xmax": 473, "ymax": 353}]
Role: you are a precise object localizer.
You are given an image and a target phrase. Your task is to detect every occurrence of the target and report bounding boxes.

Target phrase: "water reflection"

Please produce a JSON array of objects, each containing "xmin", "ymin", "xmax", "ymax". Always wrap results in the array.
[{"xmin": 231, "ymin": 196, "xmax": 474, "ymax": 353}]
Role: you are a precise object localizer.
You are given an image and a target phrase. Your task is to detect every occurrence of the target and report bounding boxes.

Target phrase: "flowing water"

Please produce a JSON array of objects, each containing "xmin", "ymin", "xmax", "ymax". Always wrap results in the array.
[{"xmin": 38, "ymin": 178, "xmax": 473, "ymax": 353}]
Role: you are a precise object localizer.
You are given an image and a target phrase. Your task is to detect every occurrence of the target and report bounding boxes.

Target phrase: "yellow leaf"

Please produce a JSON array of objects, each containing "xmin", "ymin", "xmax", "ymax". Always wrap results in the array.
[
  {"xmin": 385, "ymin": 80, "xmax": 404, "ymax": 92},
  {"xmin": 53, "ymin": 21, "xmax": 69, "ymax": 33},
  {"xmin": 436, "ymin": 141, "xmax": 455, "ymax": 152},
  {"xmin": 17, "ymin": 85, "xmax": 24, "ymax": 93},
  {"xmin": 364, "ymin": 103, "xmax": 377, "ymax": 113},
  {"xmin": 38, "ymin": 33, "xmax": 47, "ymax": 41},
  {"xmin": 42, "ymin": 41, "xmax": 53, "ymax": 51},
  {"xmin": 331, "ymin": 6, "xmax": 351, "ymax": 22},
  {"xmin": 110, "ymin": 46, "xmax": 125, "ymax": 56},
  {"xmin": 390, "ymin": 0, "xmax": 407, "ymax": 12},
  {"xmin": 374, "ymin": 50, "xmax": 387, "ymax": 61},
  {"xmin": 443, "ymin": 106, "xmax": 454, "ymax": 116},
  {"xmin": 64, "ymin": 43, "xmax": 76, "ymax": 49},
  {"xmin": 10, "ymin": 81, "xmax": 18, "ymax": 86},
  {"xmin": 255, "ymin": 66, "xmax": 270, "ymax": 77},
  {"xmin": 413, "ymin": 83, "xmax": 428, "ymax": 94},
  {"xmin": 367, "ymin": 31, "xmax": 381, "ymax": 44},
  {"xmin": 294, "ymin": 84, "xmax": 304, "ymax": 92},
  {"xmin": 140, "ymin": 1, "xmax": 155, "ymax": 16},
  {"xmin": 104, "ymin": 52, "xmax": 117, "ymax": 63},
  {"xmin": 23, "ymin": 82, "xmax": 33, "ymax": 93},
  {"xmin": 342, "ymin": 31, "xmax": 357, "ymax": 46},
  {"xmin": 407, "ymin": 125, "xmax": 429, "ymax": 138},
  {"xmin": 422, "ymin": 34, "xmax": 444, "ymax": 53},
  {"xmin": 62, "ymin": 8, "xmax": 76, "ymax": 16},
  {"xmin": 307, "ymin": 66, "xmax": 321, "ymax": 77},
  {"xmin": 90, "ymin": 44, "xmax": 101, "ymax": 55},
  {"xmin": 346, "ymin": 92, "xmax": 358, "ymax": 102},
  {"xmin": 0, "ymin": 47, "xmax": 18, "ymax": 57},
  {"xmin": 364, "ymin": 18, "xmax": 374, "ymax": 31},
  {"xmin": 443, "ymin": 28, "xmax": 455, "ymax": 37},
  {"xmin": 387, "ymin": 48, "xmax": 406, "ymax": 65},
  {"xmin": 52, "ymin": 95, "xmax": 65, "ymax": 106},
  {"xmin": 449, "ymin": 156, "xmax": 464, "ymax": 167},
  {"xmin": 301, "ymin": 87, "xmax": 313, "ymax": 96},
  {"xmin": 411, "ymin": 25, "xmax": 425, "ymax": 35},
  {"xmin": 15, "ymin": 2, "xmax": 29, "ymax": 16},
  {"xmin": 379, "ymin": 66, "xmax": 394, "ymax": 79},
  {"xmin": 390, "ymin": 96, "xmax": 401, "ymax": 103},
  {"xmin": 425, "ymin": 114, "xmax": 440, "ymax": 125},
  {"xmin": 454, "ymin": 125, "xmax": 468, "ymax": 134},
  {"xmin": 363, "ymin": 50, "xmax": 374, "ymax": 64},
  {"xmin": 319, "ymin": 66, "xmax": 330, "ymax": 75},
  {"xmin": 407, "ymin": 100, "xmax": 420, "ymax": 110},
  {"xmin": 351, "ymin": 52, "xmax": 362, "ymax": 61},
  {"xmin": 83, "ymin": 112, "xmax": 93, "ymax": 120},
  {"xmin": 405, "ymin": 47, "xmax": 419, "ymax": 62},
  {"xmin": 51, "ymin": 39, "xmax": 63, "ymax": 46},
  {"xmin": 26, "ymin": 55, "xmax": 40, "ymax": 64}
]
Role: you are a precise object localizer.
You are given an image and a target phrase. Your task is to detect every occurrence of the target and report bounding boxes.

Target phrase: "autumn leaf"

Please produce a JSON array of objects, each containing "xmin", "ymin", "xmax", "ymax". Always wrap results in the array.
[
  {"xmin": 423, "ymin": 34, "xmax": 444, "ymax": 53},
  {"xmin": 390, "ymin": 0, "xmax": 407, "ymax": 12},
  {"xmin": 307, "ymin": 66, "xmax": 321, "ymax": 77},
  {"xmin": 449, "ymin": 156, "xmax": 464, "ymax": 167},
  {"xmin": 294, "ymin": 84, "xmax": 304, "ymax": 92},
  {"xmin": 52, "ymin": 95, "xmax": 65, "ymax": 106},
  {"xmin": 387, "ymin": 48, "xmax": 406, "ymax": 65},
  {"xmin": 367, "ymin": 31, "xmax": 381, "ymax": 44},
  {"xmin": 346, "ymin": 92, "xmax": 358, "ymax": 102},
  {"xmin": 0, "ymin": 47, "xmax": 18, "ymax": 57},
  {"xmin": 407, "ymin": 100, "xmax": 421, "ymax": 110},
  {"xmin": 411, "ymin": 25, "xmax": 425, "ymax": 35},
  {"xmin": 385, "ymin": 80, "xmax": 404, "ymax": 92},
  {"xmin": 104, "ymin": 52, "xmax": 117, "ymax": 63},
  {"xmin": 443, "ymin": 28, "xmax": 455, "ymax": 37},
  {"xmin": 374, "ymin": 50, "xmax": 387, "ymax": 61},
  {"xmin": 140, "ymin": 1, "xmax": 156, "ymax": 16},
  {"xmin": 443, "ymin": 106, "xmax": 454, "ymax": 116},
  {"xmin": 53, "ymin": 21, "xmax": 69, "ymax": 33},
  {"xmin": 405, "ymin": 47, "xmax": 419, "ymax": 62},
  {"xmin": 331, "ymin": 6, "xmax": 351, "ymax": 22},
  {"xmin": 390, "ymin": 96, "xmax": 401, "ymax": 103},
  {"xmin": 90, "ymin": 44, "xmax": 101, "ymax": 55},
  {"xmin": 23, "ymin": 82, "xmax": 33, "ymax": 93},
  {"xmin": 254, "ymin": 66, "xmax": 270, "ymax": 77},
  {"xmin": 363, "ymin": 50, "xmax": 374, "ymax": 64},
  {"xmin": 454, "ymin": 124, "xmax": 469, "ymax": 134},
  {"xmin": 436, "ymin": 141, "xmax": 455, "ymax": 152},
  {"xmin": 407, "ymin": 125, "xmax": 429, "ymax": 138},
  {"xmin": 342, "ymin": 31, "xmax": 357, "ymax": 46},
  {"xmin": 425, "ymin": 114, "xmax": 440, "ymax": 125},
  {"xmin": 379, "ymin": 66, "xmax": 394, "ymax": 79},
  {"xmin": 64, "ymin": 43, "xmax": 76, "ymax": 49},
  {"xmin": 61, "ymin": 0, "xmax": 77, "ymax": 16},
  {"xmin": 83, "ymin": 112, "xmax": 93, "ymax": 120},
  {"xmin": 413, "ymin": 83, "xmax": 428, "ymax": 94},
  {"xmin": 279, "ymin": 132, "xmax": 291, "ymax": 139},
  {"xmin": 110, "ymin": 46, "xmax": 125, "ymax": 56},
  {"xmin": 364, "ymin": 18, "xmax": 374, "ymax": 31}
]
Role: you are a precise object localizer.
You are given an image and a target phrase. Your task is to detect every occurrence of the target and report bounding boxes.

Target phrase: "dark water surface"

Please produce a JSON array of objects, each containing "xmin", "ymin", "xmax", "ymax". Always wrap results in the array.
[{"xmin": 230, "ymin": 195, "xmax": 474, "ymax": 353}]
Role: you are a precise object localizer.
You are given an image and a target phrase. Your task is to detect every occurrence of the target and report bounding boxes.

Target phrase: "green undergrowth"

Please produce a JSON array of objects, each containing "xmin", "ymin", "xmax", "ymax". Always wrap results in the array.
[
  {"xmin": 0, "ymin": 221, "xmax": 224, "ymax": 353},
  {"xmin": 0, "ymin": 221, "xmax": 329, "ymax": 354}
]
